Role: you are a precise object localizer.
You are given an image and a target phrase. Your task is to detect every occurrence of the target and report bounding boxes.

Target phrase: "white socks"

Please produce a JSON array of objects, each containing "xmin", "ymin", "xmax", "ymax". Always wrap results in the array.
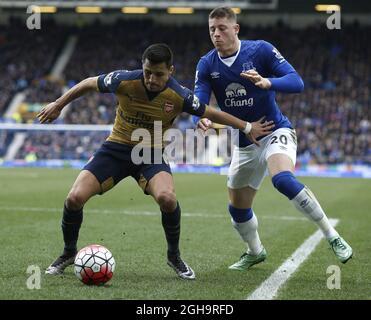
[
  {"xmin": 231, "ymin": 213, "xmax": 263, "ymax": 255},
  {"xmin": 291, "ymin": 187, "xmax": 338, "ymax": 239},
  {"xmin": 231, "ymin": 186, "xmax": 338, "ymax": 254}
]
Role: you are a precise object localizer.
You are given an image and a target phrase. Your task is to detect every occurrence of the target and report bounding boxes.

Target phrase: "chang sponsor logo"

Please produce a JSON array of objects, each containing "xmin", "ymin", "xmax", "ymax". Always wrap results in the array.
[{"xmin": 224, "ymin": 83, "xmax": 253, "ymax": 107}]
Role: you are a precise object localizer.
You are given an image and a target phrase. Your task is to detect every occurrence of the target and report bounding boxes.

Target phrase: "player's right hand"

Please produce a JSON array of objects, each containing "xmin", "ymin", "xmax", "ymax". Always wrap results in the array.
[
  {"xmin": 247, "ymin": 117, "xmax": 275, "ymax": 146},
  {"xmin": 197, "ymin": 118, "xmax": 213, "ymax": 131},
  {"xmin": 36, "ymin": 102, "xmax": 62, "ymax": 124}
]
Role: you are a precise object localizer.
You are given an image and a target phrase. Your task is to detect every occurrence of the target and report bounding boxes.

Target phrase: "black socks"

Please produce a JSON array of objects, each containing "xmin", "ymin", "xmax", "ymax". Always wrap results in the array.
[
  {"xmin": 161, "ymin": 202, "xmax": 181, "ymax": 259},
  {"xmin": 61, "ymin": 202, "xmax": 83, "ymax": 255}
]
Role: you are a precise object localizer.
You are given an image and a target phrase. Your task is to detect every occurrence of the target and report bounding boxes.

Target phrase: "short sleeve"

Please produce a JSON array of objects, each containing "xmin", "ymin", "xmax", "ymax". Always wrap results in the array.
[
  {"xmin": 194, "ymin": 58, "xmax": 212, "ymax": 105},
  {"xmin": 97, "ymin": 70, "xmax": 141, "ymax": 93}
]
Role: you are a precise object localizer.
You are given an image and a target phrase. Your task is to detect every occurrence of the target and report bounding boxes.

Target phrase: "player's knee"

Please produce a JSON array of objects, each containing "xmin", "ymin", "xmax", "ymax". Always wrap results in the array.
[
  {"xmin": 66, "ymin": 190, "xmax": 86, "ymax": 211},
  {"xmin": 271, "ymin": 171, "xmax": 304, "ymax": 200},
  {"xmin": 156, "ymin": 190, "xmax": 177, "ymax": 213}
]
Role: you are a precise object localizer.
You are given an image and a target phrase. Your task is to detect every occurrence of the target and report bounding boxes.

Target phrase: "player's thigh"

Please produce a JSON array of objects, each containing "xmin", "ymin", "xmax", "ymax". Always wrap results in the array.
[
  {"xmin": 228, "ymin": 185, "xmax": 257, "ymax": 208},
  {"xmin": 145, "ymin": 170, "xmax": 177, "ymax": 212},
  {"xmin": 227, "ymin": 145, "xmax": 266, "ymax": 191},
  {"xmin": 264, "ymin": 128, "xmax": 297, "ymax": 177},
  {"xmin": 67, "ymin": 170, "xmax": 101, "ymax": 206},
  {"xmin": 82, "ymin": 148, "xmax": 130, "ymax": 195},
  {"xmin": 132, "ymin": 162, "xmax": 175, "ymax": 199},
  {"xmin": 146, "ymin": 171, "xmax": 175, "ymax": 199}
]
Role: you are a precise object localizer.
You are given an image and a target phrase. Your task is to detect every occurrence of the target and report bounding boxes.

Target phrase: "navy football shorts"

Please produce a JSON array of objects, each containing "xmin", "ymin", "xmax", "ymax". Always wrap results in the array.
[{"xmin": 83, "ymin": 141, "xmax": 172, "ymax": 194}]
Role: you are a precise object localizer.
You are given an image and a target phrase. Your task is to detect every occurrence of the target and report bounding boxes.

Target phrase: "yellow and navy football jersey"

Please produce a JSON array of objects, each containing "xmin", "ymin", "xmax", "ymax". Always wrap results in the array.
[{"xmin": 97, "ymin": 70, "xmax": 206, "ymax": 147}]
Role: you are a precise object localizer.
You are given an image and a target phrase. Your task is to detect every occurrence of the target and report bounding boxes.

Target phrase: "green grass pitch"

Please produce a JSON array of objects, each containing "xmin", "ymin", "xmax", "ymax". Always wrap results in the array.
[{"xmin": 0, "ymin": 168, "xmax": 370, "ymax": 300}]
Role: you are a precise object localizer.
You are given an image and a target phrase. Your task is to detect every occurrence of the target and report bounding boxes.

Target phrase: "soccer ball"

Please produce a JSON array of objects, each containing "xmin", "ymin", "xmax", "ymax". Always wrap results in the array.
[{"xmin": 74, "ymin": 244, "xmax": 116, "ymax": 285}]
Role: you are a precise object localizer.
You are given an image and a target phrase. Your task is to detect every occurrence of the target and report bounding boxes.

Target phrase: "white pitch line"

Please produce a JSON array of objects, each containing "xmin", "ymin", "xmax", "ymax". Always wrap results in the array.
[
  {"xmin": 0, "ymin": 171, "xmax": 39, "ymax": 178},
  {"xmin": 247, "ymin": 218, "xmax": 339, "ymax": 300},
  {"xmin": 0, "ymin": 205, "xmax": 308, "ymax": 221}
]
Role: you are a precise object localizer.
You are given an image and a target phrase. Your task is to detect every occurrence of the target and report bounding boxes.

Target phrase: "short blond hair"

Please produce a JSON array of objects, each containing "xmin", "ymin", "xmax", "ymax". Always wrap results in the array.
[{"xmin": 209, "ymin": 6, "xmax": 237, "ymax": 22}]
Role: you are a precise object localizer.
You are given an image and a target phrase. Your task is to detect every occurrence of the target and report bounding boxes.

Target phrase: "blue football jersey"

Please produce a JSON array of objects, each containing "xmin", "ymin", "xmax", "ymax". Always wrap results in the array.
[{"xmin": 195, "ymin": 40, "xmax": 301, "ymax": 147}]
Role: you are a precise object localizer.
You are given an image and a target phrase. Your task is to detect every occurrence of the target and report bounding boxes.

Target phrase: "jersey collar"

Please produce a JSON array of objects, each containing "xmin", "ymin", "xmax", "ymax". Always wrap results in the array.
[{"xmin": 217, "ymin": 40, "xmax": 241, "ymax": 67}]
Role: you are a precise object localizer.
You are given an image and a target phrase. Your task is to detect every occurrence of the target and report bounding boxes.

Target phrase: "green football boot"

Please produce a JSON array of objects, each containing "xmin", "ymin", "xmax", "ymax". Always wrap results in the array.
[
  {"xmin": 229, "ymin": 247, "xmax": 267, "ymax": 271},
  {"xmin": 328, "ymin": 236, "xmax": 353, "ymax": 264}
]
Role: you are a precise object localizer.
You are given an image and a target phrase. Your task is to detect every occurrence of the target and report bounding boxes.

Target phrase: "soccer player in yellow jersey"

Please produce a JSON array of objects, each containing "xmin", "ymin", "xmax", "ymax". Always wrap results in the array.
[{"xmin": 37, "ymin": 43, "xmax": 274, "ymax": 280}]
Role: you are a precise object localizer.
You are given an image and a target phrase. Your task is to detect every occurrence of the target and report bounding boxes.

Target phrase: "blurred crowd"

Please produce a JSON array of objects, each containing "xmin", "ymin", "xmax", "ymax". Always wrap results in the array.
[
  {"xmin": 16, "ymin": 131, "xmax": 108, "ymax": 160},
  {"xmin": 0, "ymin": 19, "xmax": 369, "ymax": 165},
  {"xmin": 0, "ymin": 19, "xmax": 67, "ymax": 114}
]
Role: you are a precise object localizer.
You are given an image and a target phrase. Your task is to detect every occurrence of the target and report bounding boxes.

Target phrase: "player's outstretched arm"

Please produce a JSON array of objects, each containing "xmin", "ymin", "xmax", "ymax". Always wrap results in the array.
[
  {"xmin": 202, "ymin": 107, "xmax": 275, "ymax": 146},
  {"xmin": 240, "ymin": 69, "xmax": 304, "ymax": 93},
  {"xmin": 37, "ymin": 76, "xmax": 99, "ymax": 124}
]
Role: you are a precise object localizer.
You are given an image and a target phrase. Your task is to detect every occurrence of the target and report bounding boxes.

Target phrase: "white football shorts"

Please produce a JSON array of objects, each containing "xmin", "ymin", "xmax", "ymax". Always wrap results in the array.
[{"xmin": 227, "ymin": 128, "xmax": 297, "ymax": 190}]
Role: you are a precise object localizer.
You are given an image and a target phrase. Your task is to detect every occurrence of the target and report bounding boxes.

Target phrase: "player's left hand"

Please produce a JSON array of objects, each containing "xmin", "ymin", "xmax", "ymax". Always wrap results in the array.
[
  {"xmin": 247, "ymin": 117, "xmax": 275, "ymax": 146},
  {"xmin": 240, "ymin": 70, "xmax": 271, "ymax": 90},
  {"xmin": 36, "ymin": 101, "xmax": 62, "ymax": 124}
]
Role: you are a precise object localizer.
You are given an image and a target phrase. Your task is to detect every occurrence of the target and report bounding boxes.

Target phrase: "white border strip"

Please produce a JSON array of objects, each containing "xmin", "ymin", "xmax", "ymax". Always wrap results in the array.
[
  {"xmin": 247, "ymin": 218, "xmax": 339, "ymax": 300},
  {"xmin": 0, "ymin": 205, "xmax": 308, "ymax": 221}
]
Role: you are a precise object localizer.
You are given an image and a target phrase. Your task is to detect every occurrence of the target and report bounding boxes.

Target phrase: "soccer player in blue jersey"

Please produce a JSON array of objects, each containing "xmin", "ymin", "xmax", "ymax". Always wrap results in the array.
[
  {"xmin": 194, "ymin": 7, "xmax": 353, "ymax": 270},
  {"xmin": 37, "ymin": 43, "xmax": 273, "ymax": 280}
]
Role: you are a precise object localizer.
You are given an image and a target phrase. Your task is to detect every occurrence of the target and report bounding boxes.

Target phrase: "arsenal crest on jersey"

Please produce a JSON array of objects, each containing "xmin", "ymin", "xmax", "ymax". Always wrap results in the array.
[{"xmin": 163, "ymin": 102, "xmax": 174, "ymax": 113}]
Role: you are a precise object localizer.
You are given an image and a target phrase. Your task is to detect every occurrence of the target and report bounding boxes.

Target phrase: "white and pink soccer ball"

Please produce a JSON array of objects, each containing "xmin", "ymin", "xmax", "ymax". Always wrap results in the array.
[{"xmin": 74, "ymin": 244, "xmax": 115, "ymax": 285}]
